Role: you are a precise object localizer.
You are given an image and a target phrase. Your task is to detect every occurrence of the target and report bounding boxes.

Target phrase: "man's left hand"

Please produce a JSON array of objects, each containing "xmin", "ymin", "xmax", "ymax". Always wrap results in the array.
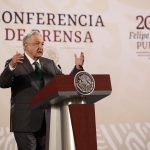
[{"xmin": 75, "ymin": 52, "xmax": 84, "ymax": 69}]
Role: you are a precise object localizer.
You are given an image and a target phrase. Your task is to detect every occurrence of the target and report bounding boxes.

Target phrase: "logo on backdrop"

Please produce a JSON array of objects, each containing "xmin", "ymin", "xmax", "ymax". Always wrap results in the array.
[{"xmin": 74, "ymin": 71, "xmax": 95, "ymax": 95}]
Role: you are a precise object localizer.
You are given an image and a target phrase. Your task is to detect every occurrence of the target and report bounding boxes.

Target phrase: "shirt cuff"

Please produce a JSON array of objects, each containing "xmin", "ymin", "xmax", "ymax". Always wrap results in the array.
[{"xmin": 9, "ymin": 64, "xmax": 15, "ymax": 71}]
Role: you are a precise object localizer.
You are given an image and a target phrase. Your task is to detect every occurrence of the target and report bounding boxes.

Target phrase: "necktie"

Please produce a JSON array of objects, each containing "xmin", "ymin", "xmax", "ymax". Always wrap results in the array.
[{"xmin": 33, "ymin": 61, "xmax": 44, "ymax": 88}]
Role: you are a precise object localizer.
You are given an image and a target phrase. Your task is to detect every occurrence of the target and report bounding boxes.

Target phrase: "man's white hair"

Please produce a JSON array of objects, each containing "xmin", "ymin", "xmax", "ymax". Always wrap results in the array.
[{"xmin": 23, "ymin": 31, "xmax": 41, "ymax": 45}]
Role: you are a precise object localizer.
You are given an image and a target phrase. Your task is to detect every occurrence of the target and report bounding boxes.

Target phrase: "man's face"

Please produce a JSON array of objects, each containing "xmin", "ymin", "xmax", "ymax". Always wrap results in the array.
[{"xmin": 24, "ymin": 34, "xmax": 44, "ymax": 60}]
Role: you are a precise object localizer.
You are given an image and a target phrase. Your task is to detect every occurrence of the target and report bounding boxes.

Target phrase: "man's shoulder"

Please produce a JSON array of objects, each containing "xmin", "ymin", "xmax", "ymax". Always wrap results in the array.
[{"xmin": 40, "ymin": 57, "xmax": 53, "ymax": 63}]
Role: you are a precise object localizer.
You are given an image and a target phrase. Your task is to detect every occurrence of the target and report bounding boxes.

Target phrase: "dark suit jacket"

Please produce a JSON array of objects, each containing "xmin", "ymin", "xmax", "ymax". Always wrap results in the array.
[{"xmin": 0, "ymin": 55, "xmax": 81, "ymax": 132}]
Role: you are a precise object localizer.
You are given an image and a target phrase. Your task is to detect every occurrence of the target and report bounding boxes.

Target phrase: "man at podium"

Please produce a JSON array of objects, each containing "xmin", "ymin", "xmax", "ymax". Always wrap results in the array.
[{"xmin": 0, "ymin": 31, "xmax": 84, "ymax": 150}]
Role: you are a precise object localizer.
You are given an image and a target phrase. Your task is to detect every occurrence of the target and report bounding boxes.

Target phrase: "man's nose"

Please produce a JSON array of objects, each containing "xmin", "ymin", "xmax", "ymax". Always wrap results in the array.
[{"xmin": 39, "ymin": 43, "xmax": 44, "ymax": 48}]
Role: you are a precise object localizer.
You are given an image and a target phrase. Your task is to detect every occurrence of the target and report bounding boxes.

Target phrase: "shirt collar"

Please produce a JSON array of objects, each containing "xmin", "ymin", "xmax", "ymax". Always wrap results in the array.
[{"xmin": 25, "ymin": 52, "xmax": 40, "ymax": 65}]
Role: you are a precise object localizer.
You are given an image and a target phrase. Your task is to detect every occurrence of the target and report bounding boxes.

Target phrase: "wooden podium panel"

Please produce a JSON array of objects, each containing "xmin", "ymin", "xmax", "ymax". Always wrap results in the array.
[{"xmin": 69, "ymin": 104, "xmax": 97, "ymax": 150}]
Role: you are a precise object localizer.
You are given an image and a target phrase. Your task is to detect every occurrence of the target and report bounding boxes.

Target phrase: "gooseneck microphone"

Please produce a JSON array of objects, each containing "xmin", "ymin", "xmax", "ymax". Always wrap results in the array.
[
  {"xmin": 52, "ymin": 60, "xmax": 62, "ymax": 75},
  {"xmin": 58, "ymin": 64, "xmax": 62, "ymax": 72}
]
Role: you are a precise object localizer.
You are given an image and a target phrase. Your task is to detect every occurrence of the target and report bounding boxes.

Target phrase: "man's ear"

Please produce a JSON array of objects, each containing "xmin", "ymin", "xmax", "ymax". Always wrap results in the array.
[{"xmin": 23, "ymin": 43, "xmax": 28, "ymax": 49}]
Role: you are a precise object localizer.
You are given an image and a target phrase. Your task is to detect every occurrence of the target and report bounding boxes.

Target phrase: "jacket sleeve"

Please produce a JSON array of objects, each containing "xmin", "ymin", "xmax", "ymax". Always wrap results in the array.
[
  {"xmin": 0, "ymin": 60, "xmax": 14, "ymax": 88},
  {"xmin": 70, "ymin": 66, "xmax": 84, "ymax": 75}
]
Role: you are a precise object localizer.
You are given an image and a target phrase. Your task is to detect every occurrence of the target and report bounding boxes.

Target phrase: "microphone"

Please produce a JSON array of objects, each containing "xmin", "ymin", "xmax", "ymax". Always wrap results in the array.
[
  {"xmin": 52, "ymin": 61, "xmax": 61, "ymax": 76},
  {"xmin": 57, "ymin": 64, "xmax": 63, "ymax": 74},
  {"xmin": 58, "ymin": 64, "xmax": 62, "ymax": 71}
]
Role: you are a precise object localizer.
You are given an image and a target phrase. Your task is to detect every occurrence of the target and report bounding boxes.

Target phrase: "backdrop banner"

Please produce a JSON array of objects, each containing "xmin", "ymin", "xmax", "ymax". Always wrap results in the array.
[{"xmin": 0, "ymin": 0, "xmax": 150, "ymax": 149}]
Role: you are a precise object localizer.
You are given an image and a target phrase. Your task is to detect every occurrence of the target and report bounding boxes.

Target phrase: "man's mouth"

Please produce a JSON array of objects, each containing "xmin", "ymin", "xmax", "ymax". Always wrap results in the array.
[{"xmin": 37, "ymin": 51, "xmax": 43, "ymax": 54}]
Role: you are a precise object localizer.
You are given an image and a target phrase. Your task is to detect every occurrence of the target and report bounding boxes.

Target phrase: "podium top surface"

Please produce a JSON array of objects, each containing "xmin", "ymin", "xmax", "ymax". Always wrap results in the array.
[{"xmin": 31, "ymin": 74, "xmax": 112, "ymax": 108}]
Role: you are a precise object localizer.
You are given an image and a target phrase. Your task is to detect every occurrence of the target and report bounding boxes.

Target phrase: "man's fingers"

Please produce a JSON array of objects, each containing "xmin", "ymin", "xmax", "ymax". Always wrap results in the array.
[
  {"xmin": 75, "ymin": 52, "xmax": 84, "ymax": 59},
  {"xmin": 17, "ymin": 60, "xmax": 23, "ymax": 63},
  {"xmin": 74, "ymin": 54, "xmax": 77, "ymax": 59},
  {"xmin": 17, "ymin": 55, "xmax": 24, "ymax": 59},
  {"xmin": 15, "ymin": 51, "xmax": 23, "ymax": 58},
  {"xmin": 15, "ymin": 54, "xmax": 24, "ymax": 60},
  {"xmin": 80, "ymin": 52, "xmax": 84, "ymax": 58},
  {"xmin": 16, "ymin": 56, "xmax": 24, "ymax": 62},
  {"xmin": 15, "ymin": 51, "xmax": 20, "ymax": 56},
  {"xmin": 12, "ymin": 54, "xmax": 24, "ymax": 64}
]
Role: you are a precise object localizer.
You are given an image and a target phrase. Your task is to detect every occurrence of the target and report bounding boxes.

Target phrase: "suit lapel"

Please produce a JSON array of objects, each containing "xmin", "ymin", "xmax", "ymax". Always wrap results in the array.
[
  {"xmin": 22, "ymin": 55, "xmax": 40, "ymax": 90},
  {"xmin": 22, "ymin": 55, "xmax": 34, "ymax": 73}
]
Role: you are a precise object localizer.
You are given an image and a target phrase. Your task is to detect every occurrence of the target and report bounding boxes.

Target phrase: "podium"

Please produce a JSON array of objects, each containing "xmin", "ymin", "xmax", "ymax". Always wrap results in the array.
[{"xmin": 31, "ymin": 74, "xmax": 112, "ymax": 150}]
